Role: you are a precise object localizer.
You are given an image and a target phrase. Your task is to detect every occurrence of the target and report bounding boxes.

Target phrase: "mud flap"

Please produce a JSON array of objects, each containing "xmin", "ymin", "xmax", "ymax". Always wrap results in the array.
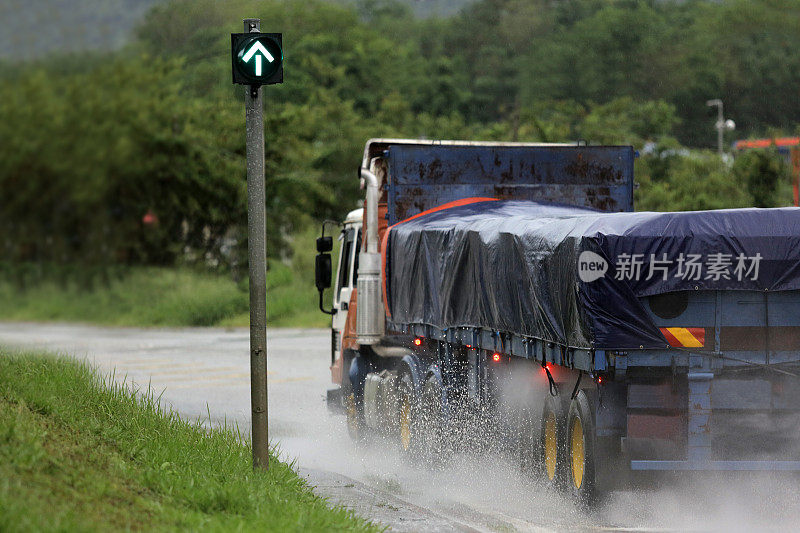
[{"xmin": 327, "ymin": 387, "xmax": 345, "ymax": 415}]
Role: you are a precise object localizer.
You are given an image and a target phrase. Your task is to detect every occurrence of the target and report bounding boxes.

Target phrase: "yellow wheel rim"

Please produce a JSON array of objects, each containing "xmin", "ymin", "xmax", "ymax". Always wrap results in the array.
[
  {"xmin": 400, "ymin": 396, "xmax": 411, "ymax": 451},
  {"xmin": 544, "ymin": 412, "xmax": 557, "ymax": 480},
  {"xmin": 570, "ymin": 417, "xmax": 585, "ymax": 489}
]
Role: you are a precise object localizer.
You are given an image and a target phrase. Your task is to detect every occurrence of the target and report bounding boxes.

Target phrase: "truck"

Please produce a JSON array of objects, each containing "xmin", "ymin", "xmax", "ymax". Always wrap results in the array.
[{"xmin": 315, "ymin": 138, "xmax": 800, "ymax": 502}]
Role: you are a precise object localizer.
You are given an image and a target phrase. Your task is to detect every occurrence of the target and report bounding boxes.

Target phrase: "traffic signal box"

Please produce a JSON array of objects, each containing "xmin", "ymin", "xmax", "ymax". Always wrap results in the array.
[{"xmin": 231, "ymin": 33, "xmax": 283, "ymax": 86}]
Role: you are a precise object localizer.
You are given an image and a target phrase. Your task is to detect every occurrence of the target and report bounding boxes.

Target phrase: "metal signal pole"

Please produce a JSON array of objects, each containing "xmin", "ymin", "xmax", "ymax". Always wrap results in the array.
[{"xmin": 244, "ymin": 17, "xmax": 269, "ymax": 471}]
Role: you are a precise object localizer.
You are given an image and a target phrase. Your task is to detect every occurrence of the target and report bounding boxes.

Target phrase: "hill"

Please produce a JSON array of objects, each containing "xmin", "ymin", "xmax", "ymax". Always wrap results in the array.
[
  {"xmin": 0, "ymin": 0, "xmax": 476, "ymax": 61},
  {"xmin": 0, "ymin": 0, "xmax": 161, "ymax": 61}
]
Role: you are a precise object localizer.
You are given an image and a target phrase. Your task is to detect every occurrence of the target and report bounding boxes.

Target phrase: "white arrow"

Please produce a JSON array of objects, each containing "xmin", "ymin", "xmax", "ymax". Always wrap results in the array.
[{"xmin": 242, "ymin": 41, "xmax": 274, "ymax": 76}]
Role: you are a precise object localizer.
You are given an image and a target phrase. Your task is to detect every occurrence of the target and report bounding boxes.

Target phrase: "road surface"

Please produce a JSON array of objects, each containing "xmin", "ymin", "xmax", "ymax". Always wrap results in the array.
[{"xmin": 2, "ymin": 323, "xmax": 799, "ymax": 532}]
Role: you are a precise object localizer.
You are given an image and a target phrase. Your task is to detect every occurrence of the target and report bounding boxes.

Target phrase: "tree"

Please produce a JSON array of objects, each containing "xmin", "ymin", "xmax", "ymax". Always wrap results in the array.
[
  {"xmin": 579, "ymin": 98, "xmax": 678, "ymax": 147},
  {"xmin": 0, "ymin": 56, "xmax": 246, "ymax": 268},
  {"xmin": 733, "ymin": 148, "xmax": 789, "ymax": 208},
  {"xmin": 636, "ymin": 153, "xmax": 750, "ymax": 212}
]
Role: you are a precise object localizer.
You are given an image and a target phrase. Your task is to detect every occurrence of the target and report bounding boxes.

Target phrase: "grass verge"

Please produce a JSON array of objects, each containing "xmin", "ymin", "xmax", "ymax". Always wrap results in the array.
[
  {"xmin": 0, "ymin": 264, "xmax": 330, "ymax": 328},
  {"xmin": 0, "ymin": 351, "xmax": 375, "ymax": 532}
]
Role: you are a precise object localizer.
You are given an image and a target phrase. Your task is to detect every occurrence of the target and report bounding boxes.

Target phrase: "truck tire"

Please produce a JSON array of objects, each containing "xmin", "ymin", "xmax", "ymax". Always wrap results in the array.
[
  {"xmin": 540, "ymin": 393, "xmax": 567, "ymax": 489},
  {"xmin": 345, "ymin": 392, "xmax": 366, "ymax": 443},
  {"xmin": 567, "ymin": 390, "xmax": 597, "ymax": 504},
  {"xmin": 345, "ymin": 351, "xmax": 368, "ymax": 443}
]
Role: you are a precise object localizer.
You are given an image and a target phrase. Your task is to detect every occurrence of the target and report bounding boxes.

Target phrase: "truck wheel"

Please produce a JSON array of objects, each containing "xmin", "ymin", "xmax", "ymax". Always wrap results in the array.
[
  {"xmin": 345, "ymin": 392, "xmax": 365, "ymax": 442},
  {"xmin": 540, "ymin": 394, "xmax": 567, "ymax": 489},
  {"xmin": 397, "ymin": 371, "xmax": 419, "ymax": 457},
  {"xmin": 567, "ymin": 390, "xmax": 597, "ymax": 504}
]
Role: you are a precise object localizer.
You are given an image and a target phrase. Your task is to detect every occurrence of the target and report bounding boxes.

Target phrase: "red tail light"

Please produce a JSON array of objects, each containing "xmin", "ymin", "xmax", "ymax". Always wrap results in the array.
[
  {"xmin": 492, "ymin": 352, "xmax": 501, "ymax": 362},
  {"xmin": 413, "ymin": 338, "xmax": 422, "ymax": 346}
]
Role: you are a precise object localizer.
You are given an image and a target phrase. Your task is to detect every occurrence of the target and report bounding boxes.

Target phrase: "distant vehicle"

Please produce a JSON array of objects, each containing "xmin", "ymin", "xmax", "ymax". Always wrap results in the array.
[{"xmin": 317, "ymin": 139, "xmax": 800, "ymax": 502}]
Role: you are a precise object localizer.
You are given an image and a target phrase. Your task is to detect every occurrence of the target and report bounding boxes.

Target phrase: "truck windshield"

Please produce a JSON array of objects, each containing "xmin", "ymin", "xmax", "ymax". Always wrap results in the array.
[
  {"xmin": 337, "ymin": 229, "xmax": 354, "ymax": 300},
  {"xmin": 352, "ymin": 229, "xmax": 361, "ymax": 285}
]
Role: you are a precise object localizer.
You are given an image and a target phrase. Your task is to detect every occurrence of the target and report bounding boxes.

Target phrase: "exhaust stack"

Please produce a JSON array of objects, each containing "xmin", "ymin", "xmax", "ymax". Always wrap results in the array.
[{"xmin": 356, "ymin": 165, "xmax": 385, "ymax": 344}]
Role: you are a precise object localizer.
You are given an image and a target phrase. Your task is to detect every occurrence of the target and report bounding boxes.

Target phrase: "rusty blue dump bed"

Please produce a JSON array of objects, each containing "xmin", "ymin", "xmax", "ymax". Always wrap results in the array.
[
  {"xmin": 361, "ymin": 140, "xmax": 800, "ymax": 473},
  {"xmin": 362, "ymin": 141, "xmax": 635, "ymax": 222}
]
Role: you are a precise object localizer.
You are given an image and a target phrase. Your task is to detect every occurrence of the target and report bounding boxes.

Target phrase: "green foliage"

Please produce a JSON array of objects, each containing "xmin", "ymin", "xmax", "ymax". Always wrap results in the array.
[
  {"xmin": 522, "ymin": 1, "xmax": 671, "ymax": 105},
  {"xmin": 635, "ymin": 152, "xmax": 751, "ymax": 212},
  {"xmin": 733, "ymin": 148, "xmax": 789, "ymax": 208},
  {"xmin": 0, "ymin": 56, "xmax": 244, "ymax": 267},
  {"xmin": 467, "ymin": 97, "xmax": 678, "ymax": 149},
  {"xmin": 580, "ymin": 98, "xmax": 679, "ymax": 146},
  {"xmin": 0, "ymin": 353, "xmax": 377, "ymax": 531},
  {"xmin": 0, "ymin": 264, "xmax": 328, "ymax": 328},
  {"xmin": 0, "ymin": 266, "xmax": 246, "ymax": 326},
  {"xmin": 393, "ymin": 0, "xmax": 800, "ymax": 148},
  {"xmin": 4, "ymin": 0, "xmax": 800, "ymax": 284}
]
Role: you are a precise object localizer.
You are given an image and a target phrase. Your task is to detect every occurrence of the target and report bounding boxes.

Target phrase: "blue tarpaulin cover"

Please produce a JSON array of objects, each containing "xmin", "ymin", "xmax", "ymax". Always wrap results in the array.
[{"xmin": 383, "ymin": 199, "xmax": 800, "ymax": 350}]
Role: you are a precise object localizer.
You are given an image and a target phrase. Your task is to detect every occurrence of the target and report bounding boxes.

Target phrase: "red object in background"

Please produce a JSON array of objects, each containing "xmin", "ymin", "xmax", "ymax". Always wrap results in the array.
[
  {"xmin": 142, "ymin": 210, "xmax": 158, "ymax": 226},
  {"xmin": 792, "ymin": 147, "xmax": 800, "ymax": 207},
  {"xmin": 413, "ymin": 338, "xmax": 422, "ymax": 346},
  {"xmin": 492, "ymin": 352, "xmax": 501, "ymax": 362},
  {"xmin": 734, "ymin": 137, "xmax": 800, "ymax": 149}
]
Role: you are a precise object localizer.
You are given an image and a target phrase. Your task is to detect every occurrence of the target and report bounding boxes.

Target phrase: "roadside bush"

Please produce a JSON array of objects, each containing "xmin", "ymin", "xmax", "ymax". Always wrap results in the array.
[
  {"xmin": 0, "ymin": 56, "xmax": 244, "ymax": 269},
  {"xmin": 733, "ymin": 147, "xmax": 789, "ymax": 208},
  {"xmin": 636, "ymin": 152, "xmax": 750, "ymax": 211}
]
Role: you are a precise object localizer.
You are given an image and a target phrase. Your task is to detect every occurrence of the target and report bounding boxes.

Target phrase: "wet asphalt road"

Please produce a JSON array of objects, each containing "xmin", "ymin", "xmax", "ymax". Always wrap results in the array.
[{"xmin": 2, "ymin": 323, "xmax": 800, "ymax": 532}]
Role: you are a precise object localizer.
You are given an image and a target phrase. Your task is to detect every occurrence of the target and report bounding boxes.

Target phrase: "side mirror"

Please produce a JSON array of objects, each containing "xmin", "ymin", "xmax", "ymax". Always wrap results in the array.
[
  {"xmin": 316, "ymin": 223, "xmax": 337, "ymax": 315},
  {"xmin": 317, "ymin": 236, "xmax": 333, "ymax": 253},
  {"xmin": 315, "ymin": 253, "xmax": 332, "ymax": 291}
]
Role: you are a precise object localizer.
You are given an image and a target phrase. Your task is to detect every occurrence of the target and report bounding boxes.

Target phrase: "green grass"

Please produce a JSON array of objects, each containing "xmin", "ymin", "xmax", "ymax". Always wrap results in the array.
[
  {"xmin": 0, "ymin": 264, "xmax": 330, "ymax": 328},
  {"xmin": 219, "ymin": 261, "xmax": 332, "ymax": 329},
  {"xmin": 0, "ymin": 225, "xmax": 337, "ymax": 329},
  {"xmin": 0, "ymin": 351, "xmax": 376, "ymax": 531}
]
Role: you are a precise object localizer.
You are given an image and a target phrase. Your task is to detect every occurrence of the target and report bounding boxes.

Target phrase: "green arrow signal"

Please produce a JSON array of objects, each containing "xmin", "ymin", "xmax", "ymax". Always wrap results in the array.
[
  {"xmin": 242, "ymin": 41, "xmax": 274, "ymax": 76},
  {"xmin": 231, "ymin": 32, "xmax": 282, "ymax": 86}
]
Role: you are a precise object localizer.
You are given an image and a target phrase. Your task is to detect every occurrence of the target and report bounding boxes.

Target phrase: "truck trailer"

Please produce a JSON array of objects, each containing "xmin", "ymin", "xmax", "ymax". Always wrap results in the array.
[{"xmin": 315, "ymin": 139, "xmax": 800, "ymax": 502}]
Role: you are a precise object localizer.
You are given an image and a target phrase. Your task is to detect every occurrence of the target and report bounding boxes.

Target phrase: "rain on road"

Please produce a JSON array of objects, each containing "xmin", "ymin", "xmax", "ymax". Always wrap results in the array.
[{"xmin": 2, "ymin": 323, "xmax": 799, "ymax": 532}]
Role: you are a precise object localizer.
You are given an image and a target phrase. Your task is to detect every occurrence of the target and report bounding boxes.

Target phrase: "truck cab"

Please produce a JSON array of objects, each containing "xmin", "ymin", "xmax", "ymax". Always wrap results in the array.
[{"xmin": 329, "ymin": 208, "xmax": 362, "ymax": 382}]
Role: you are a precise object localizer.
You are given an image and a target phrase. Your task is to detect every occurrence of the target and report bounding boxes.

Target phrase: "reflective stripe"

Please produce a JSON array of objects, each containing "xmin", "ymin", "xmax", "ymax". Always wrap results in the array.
[{"xmin": 660, "ymin": 327, "xmax": 705, "ymax": 348}]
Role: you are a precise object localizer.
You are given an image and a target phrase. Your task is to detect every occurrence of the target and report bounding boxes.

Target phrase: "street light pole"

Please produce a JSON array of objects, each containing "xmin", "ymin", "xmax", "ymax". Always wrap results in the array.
[{"xmin": 706, "ymin": 99, "xmax": 724, "ymax": 156}]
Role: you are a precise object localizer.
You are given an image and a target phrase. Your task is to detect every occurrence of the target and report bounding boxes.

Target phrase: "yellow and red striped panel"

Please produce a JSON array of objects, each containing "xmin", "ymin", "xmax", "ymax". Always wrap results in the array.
[{"xmin": 660, "ymin": 327, "xmax": 705, "ymax": 348}]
